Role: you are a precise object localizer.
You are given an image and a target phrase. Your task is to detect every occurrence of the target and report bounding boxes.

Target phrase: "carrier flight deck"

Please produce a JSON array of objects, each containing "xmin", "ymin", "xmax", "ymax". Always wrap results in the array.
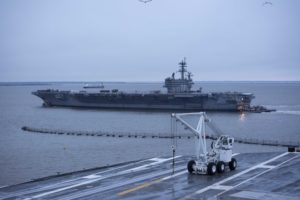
[{"xmin": 0, "ymin": 152, "xmax": 299, "ymax": 200}]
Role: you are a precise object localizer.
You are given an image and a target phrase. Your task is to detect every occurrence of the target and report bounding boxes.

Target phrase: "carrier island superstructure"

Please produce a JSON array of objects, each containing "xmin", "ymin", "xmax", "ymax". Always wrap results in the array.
[{"xmin": 32, "ymin": 59, "xmax": 254, "ymax": 111}]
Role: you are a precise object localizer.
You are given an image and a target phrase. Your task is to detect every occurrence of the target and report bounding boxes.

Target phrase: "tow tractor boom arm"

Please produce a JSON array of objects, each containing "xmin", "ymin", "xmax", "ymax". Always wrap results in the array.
[{"xmin": 172, "ymin": 112, "xmax": 209, "ymax": 162}]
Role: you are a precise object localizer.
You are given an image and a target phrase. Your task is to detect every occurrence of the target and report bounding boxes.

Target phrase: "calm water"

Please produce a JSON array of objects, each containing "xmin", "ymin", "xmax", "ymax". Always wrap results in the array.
[{"xmin": 0, "ymin": 82, "xmax": 300, "ymax": 186}]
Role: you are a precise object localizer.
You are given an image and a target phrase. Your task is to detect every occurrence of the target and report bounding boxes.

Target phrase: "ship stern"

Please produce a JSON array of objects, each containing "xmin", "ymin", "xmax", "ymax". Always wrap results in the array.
[{"xmin": 237, "ymin": 93, "xmax": 255, "ymax": 111}]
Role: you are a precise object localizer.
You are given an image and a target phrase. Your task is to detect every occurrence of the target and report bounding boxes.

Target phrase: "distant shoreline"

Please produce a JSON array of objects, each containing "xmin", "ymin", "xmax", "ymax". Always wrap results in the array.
[
  {"xmin": 0, "ymin": 82, "xmax": 53, "ymax": 86},
  {"xmin": 0, "ymin": 81, "xmax": 300, "ymax": 86}
]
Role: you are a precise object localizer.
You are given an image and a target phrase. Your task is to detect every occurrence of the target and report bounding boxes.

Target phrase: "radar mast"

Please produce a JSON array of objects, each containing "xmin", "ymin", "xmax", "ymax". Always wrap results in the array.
[
  {"xmin": 164, "ymin": 58, "xmax": 194, "ymax": 93},
  {"xmin": 178, "ymin": 58, "xmax": 187, "ymax": 80}
]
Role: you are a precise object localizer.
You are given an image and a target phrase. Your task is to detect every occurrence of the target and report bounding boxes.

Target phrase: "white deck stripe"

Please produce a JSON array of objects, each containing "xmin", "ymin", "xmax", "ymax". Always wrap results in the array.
[
  {"xmin": 216, "ymin": 153, "xmax": 300, "ymax": 198},
  {"xmin": 231, "ymin": 190, "xmax": 300, "ymax": 200},
  {"xmin": 23, "ymin": 156, "xmax": 181, "ymax": 200},
  {"xmin": 47, "ymin": 156, "xmax": 178, "ymax": 187},
  {"xmin": 196, "ymin": 151, "xmax": 290, "ymax": 194},
  {"xmin": 0, "ymin": 157, "xmax": 172, "ymax": 200},
  {"xmin": 58, "ymin": 166, "xmax": 187, "ymax": 200},
  {"xmin": 161, "ymin": 170, "xmax": 186, "ymax": 181},
  {"xmin": 259, "ymin": 165, "xmax": 275, "ymax": 169},
  {"xmin": 212, "ymin": 185, "xmax": 233, "ymax": 191},
  {"xmin": 121, "ymin": 156, "xmax": 181, "ymax": 173},
  {"xmin": 180, "ymin": 152, "xmax": 290, "ymax": 199}
]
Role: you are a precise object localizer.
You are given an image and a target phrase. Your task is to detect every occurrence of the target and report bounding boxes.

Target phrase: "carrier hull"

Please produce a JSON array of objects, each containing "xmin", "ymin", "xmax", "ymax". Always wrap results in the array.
[{"xmin": 32, "ymin": 90, "xmax": 253, "ymax": 111}]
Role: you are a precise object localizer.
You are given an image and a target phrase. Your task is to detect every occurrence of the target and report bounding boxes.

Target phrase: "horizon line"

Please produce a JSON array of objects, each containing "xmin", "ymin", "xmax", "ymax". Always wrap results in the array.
[{"xmin": 1, "ymin": 80, "xmax": 300, "ymax": 83}]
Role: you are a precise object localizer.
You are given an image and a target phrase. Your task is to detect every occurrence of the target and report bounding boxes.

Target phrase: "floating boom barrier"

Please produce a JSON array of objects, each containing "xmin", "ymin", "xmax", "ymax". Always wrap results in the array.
[{"xmin": 21, "ymin": 126, "xmax": 300, "ymax": 148}]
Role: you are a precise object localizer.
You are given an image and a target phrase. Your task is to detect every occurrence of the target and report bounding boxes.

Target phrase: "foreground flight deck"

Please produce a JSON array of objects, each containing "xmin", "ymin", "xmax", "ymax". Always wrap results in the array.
[{"xmin": 0, "ymin": 152, "xmax": 299, "ymax": 200}]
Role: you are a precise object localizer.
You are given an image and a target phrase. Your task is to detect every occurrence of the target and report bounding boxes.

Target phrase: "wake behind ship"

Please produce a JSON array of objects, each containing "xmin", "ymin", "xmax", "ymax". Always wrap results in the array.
[{"xmin": 32, "ymin": 59, "xmax": 254, "ymax": 111}]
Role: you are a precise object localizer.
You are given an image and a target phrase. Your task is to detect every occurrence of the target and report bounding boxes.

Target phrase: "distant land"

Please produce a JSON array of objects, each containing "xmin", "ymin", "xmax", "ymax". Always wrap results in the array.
[{"xmin": 0, "ymin": 81, "xmax": 300, "ymax": 87}]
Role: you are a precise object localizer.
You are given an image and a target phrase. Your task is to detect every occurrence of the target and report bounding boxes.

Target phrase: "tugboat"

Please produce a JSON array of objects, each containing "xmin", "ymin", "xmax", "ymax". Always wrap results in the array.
[{"xmin": 83, "ymin": 82, "xmax": 104, "ymax": 89}]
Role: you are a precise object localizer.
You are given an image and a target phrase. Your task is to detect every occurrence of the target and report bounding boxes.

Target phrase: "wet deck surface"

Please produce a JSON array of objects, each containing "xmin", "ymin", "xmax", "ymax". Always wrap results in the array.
[{"xmin": 0, "ymin": 152, "xmax": 299, "ymax": 200}]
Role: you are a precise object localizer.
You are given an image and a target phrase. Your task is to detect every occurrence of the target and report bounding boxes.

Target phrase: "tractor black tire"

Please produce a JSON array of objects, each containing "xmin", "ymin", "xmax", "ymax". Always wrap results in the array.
[
  {"xmin": 229, "ymin": 158, "xmax": 237, "ymax": 171},
  {"xmin": 217, "ymin": 161, "xmax": 225, "ymax": 173},
  {"xmin": 187, "ymin": 160, "xmax": 196, "ymax": 174},
  {"xmin": 207, "ymin": 162, "xmax": 217, "ymax": 175}
]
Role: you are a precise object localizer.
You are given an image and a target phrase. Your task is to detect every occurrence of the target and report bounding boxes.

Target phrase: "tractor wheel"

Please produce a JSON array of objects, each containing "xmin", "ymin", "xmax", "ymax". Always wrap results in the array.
[
  {"xmin": 229, "ymin": 158, "xmax": 237, "ymax": 171},
  {"xmin": 207, "ymin": 162, "xmax": 217, "ymax": 175},
  {"xmin": 187, "ymin": 160, "xmax": 196, "ymax": 174},
  {"xmin": 217, "ymin": 161, "xmax": 225, "ymax": 173}
]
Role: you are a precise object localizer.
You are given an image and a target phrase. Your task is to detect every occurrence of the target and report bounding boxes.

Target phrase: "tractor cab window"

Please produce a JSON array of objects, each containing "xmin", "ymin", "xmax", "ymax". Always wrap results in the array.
[{"xmin": 222, "ymin": 138, "xmax": 228, "ymax": 145}]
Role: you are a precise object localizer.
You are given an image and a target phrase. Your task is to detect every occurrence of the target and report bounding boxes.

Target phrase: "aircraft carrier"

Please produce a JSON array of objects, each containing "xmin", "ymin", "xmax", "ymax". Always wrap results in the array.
[
  {"xmin": 32, "ymin": 59, "xmax": 255, "ymax": 111},
  {"xmin": 0, "ymin": 151, "xmax": 299, "ymax": 200}
]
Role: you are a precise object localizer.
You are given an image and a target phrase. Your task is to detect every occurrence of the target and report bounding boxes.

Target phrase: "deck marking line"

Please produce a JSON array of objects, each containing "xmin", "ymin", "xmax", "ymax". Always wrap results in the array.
[
  {"xmin": 230, "ymin": 190, "xmax": 300, "ymax": 200},
  {"xmin": 57, "ymin": 166, "xmax": 187, "ymax": 200},
  {"xmin": 195, "ymin": 152, "xmax": 289, "ymax": 194},
  {"xmin": 215, "ymin": 153, "xmax": 300, "ymax": 198},
  {"xmin": 118, "ymin": 179, "xmax": 162, "ymax": 196},
  {"xmin": 4, "ymin": 168, "xmax": 124, "ymax": 200},
  {"xmin": 84, "ymin": 174, "xmax": 102, "ymax": 179},
  {"xmin": 22, "ymin": 156, "xmax": 182, "ymax": 200},
  {"xmin": 23, "ymin": 177, "xmax": 105, "ymax": 200},
  {"xmin": 259, "ymin": 165, "xmax": 275, "ymax": 169},
  {"xmin": 36, "ymin": 157, "xmax": 172, "ymax": 192},
  {"xmin": 179, "ymin": 152, "xmax": 290, "ymax": 200},
  {"xmin": 118, "ymin": 170, "xmax": 186, "ymax": 196},
  {"xmin": 3, "ymin": 157, "xmax": 161, "ymax": 199},
  {"xmin": 212, "ymin": 185, "xmax": 233, "ymax": 191},
  {"xmin": 121, "ymin": 156, "xmax": 181, "ymax": 173}
]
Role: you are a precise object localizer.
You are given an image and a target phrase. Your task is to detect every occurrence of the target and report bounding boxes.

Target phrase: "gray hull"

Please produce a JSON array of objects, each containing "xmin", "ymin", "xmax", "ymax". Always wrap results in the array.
[{"xmin": 32, "ymin": 90, "xmax": 253, "ymax": 111}]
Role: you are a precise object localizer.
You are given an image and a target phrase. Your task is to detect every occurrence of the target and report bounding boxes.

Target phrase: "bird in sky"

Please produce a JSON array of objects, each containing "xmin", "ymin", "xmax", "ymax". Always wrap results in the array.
[
  {"xmin": 262, "ymin": 1, "xmax": 273, "ymax": 6},
  {"xmin": 139, "ymin": 0, "xmax": 152, "ymax": 3}
]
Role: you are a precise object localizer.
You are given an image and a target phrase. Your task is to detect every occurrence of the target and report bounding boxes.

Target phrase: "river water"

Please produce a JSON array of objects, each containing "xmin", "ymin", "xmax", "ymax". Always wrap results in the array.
[{"xmin": 0, "ymin": 82, "xmax": 300, "ymax": 186}]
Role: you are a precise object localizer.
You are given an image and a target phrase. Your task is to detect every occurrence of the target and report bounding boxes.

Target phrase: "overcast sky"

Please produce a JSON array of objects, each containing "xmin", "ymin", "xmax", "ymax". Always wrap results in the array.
[{"xmin": 0, "ymin": 0, "xmax": 299, "ymax": 82}]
